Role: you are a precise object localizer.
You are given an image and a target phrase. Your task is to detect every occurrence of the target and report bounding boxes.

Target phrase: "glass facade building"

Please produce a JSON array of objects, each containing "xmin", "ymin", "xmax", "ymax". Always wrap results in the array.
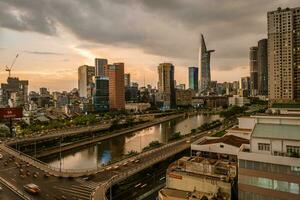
[
  {"xmin": 188, "ymin": 67, "xmax": 198, "ymax": 91},
  {"xmin": 93, "ymin": 76, "xmax": 109, "ymax": 112}
]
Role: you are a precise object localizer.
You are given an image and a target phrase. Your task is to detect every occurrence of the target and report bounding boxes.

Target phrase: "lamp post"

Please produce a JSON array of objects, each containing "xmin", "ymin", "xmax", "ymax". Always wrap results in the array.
[{"xmin": 59, "ymin": 136, "xmax": 62, "ymax": 172}]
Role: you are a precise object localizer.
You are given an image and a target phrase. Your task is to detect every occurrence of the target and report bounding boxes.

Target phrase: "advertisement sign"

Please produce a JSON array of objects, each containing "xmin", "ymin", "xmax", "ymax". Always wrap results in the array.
[{"xmin": 0, "ymin": 108, "xmax": 23, "ymax": 119}]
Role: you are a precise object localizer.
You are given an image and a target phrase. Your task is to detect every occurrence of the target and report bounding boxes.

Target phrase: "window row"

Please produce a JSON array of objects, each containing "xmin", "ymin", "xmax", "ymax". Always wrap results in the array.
[{"xmin": 239, "ymin": 175, "xmax": 299, "ymax": 194}]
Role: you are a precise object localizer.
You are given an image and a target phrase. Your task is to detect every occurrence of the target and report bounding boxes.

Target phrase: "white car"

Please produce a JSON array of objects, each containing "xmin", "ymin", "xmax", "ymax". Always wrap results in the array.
[{"xmin": 0, "ymin": 154, "xmax": 3, "ymax": 159}]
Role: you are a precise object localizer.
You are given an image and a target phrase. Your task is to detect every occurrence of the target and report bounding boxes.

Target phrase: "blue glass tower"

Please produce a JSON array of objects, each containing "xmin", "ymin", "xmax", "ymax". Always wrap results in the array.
[{"xmin": 188, "ymin": 67, "xmax": 198, "ymax": 91}]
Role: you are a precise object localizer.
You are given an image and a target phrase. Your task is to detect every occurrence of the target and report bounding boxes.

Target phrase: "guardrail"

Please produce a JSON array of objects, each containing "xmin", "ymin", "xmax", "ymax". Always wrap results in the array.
[
  {"xmin": 0, "ymin": 176, "xmax": 32, "ymax": 200},
  {"xmin": 93, "ymin": 122, "xmax": 236, "ymax": 200}
]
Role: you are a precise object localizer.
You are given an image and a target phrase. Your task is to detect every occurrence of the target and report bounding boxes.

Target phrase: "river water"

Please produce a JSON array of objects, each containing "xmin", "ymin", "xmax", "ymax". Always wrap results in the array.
[{"xmin": 44, "ymin": 114, "xmax": 220, "ymax": 170}]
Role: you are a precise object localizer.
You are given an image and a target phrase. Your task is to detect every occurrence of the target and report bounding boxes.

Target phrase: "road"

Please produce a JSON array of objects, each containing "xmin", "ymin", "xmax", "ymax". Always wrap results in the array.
[
  {"xmin": 0, "ymin": 119, "xmax": 232, "ymax": 200},
  {"xmin": 0, "ymin": 184, "xmax": 23, "ymax": 200}
]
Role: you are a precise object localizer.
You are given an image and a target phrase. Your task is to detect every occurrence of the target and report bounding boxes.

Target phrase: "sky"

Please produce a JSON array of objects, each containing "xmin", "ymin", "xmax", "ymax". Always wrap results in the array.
[{"xmin": 0, "ymin": 0, "xmax": 299, "ymax": 92}]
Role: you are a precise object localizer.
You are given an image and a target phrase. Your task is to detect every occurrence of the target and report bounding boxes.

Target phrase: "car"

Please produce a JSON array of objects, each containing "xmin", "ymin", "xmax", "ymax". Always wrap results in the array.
[
  {"xmin": 113, "ymin": 165, "xmax": 119, "ymax": 169},
  {"xmin": 0, "ymin": 154, "xmax": 3, "ymax": 159},
  {"xmin": 134, "ymin": 183, "xmax": 141, "ymax": 188},
  {"xmin": 134, "ymin": 159, "xmax": 140, "ymax": 163},
  {"xmin": 23, "ymin": 183, "xmax": 41, "ymax": 194},
  {"xmin": 122, "ymin": 162, "xmax": 128, "ymax": 166}
]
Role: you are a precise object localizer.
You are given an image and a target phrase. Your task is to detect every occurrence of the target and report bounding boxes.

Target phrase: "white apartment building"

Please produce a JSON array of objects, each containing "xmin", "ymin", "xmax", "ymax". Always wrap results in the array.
[{"xmin": 238, "ymin": 116, "xmax": 300, "ymax": 200}]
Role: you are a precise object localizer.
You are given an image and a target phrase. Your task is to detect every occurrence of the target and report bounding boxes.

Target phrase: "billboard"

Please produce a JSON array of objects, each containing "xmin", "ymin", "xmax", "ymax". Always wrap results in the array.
[{"xmin": 0, "ymin": 108, "xmax": 23, "ymax": 119}]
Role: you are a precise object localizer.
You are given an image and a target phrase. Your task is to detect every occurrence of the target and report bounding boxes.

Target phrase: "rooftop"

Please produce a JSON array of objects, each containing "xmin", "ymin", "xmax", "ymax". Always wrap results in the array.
[
  {"xmin": 198, "ymin": 135, "xmax": 249, "ymax": 147},
  {"xmin": 252, "ymin": 123, "xmax": 300, "ymax": 140}
]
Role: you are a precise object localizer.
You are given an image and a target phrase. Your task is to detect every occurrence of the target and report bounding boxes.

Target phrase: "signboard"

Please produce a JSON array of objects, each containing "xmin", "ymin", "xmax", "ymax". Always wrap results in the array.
[
  {"xmin": 168, "ymin": 173, "xmax": 182, "ymax": 180},
  {"xmin": 0, "ymin": 108, "xmax": 23, "ymax": 119}
]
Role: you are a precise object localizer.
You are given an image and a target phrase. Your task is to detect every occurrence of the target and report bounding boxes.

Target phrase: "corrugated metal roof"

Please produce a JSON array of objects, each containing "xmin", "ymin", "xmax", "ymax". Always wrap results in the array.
[{"xmin": 252, "ymin": 123, "xmax": 300, "ymax": 140}]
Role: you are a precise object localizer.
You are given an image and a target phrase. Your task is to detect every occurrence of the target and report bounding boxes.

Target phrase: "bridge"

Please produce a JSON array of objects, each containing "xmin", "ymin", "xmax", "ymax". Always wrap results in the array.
[{"xmin": 0, "ymin": 120, "xmax": 231, "ymax": 200}]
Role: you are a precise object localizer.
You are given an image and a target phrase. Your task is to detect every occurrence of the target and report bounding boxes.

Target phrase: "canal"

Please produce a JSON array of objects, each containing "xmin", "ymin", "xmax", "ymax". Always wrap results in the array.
[{"xmin": 43, "ymin": 114, "xmax": 220, "ymax": 170}]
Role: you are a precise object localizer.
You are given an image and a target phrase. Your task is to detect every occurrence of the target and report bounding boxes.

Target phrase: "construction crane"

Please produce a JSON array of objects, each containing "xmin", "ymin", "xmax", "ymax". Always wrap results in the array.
[{"xmin": 5, "ymin": 54, "xmax": 19, "ymax": 78}]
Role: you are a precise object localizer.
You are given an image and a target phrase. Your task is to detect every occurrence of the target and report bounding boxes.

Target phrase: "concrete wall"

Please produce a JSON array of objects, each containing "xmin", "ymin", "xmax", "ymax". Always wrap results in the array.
[
  {"xmin": 192, "ymin": 142, "xmax": 240, "ymax": 156},
  {"xmin": 166, "ymin": 172, "xmax": 231, "ymax": 197},
  {"xmin": 251, "ymin": 138, "xmax": 300, "ymax": 155},
  {"xmin": 238, "ymin": 117, "xmax": 256, "ymax": 129}
]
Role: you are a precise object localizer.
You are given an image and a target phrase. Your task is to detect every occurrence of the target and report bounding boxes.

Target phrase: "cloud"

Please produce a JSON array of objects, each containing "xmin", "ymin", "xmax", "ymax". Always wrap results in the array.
[
  {"xmin": 22, "ymin": 50, "xmax": 65, "ymax": 55},
  {"xmin": 0, "ymin": 0, "xmax": 299, "ymax": 71}
]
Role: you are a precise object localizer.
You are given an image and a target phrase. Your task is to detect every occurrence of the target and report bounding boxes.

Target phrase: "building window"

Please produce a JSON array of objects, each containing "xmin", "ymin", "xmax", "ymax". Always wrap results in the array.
[
  {"xmin": 287, "ymin": 145, "xmax": 300, "ymax": 157},
  {"xmin": 239, "ymin": 175, "xmax": 299, "ymax": 194},
  {"xmin": 258, "ymin": 143, "xmax": 270, "ymax": 151}
]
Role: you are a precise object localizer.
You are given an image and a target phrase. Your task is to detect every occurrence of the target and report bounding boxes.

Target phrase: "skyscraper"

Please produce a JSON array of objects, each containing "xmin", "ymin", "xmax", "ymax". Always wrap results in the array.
[
  {"xmin": 199, "ymin": 34, "xmax": 215, "ymax": 93},
  {"xmin": 250, "ymin": 47, "xmax": 258, "ymax": 96},
  {"xmin": 157, "ymin": 63, "xmax": 176, "ymax": 109},
  {"xmin": 257, "ymin": 39, "xmax": 268, "ymax": 96},
  {"xmin": 95, "ymin": 58, "xmax": 108, "ymax": 77},
  {"xmin": 188, "ymin": 67, "xmax": 198, "ymax": 91},
  {"xmin": 78, "ymin": 65, "xmax": 95, "ymax": 98},
  {"xmin": 124, "ymin": 73, "xmax": 131, "ymax": 87},
  {"xmin": 268, "ymin": 7, "xmax": 300, "ymax": 102},
  {"xmin": 240, "ymin": 77, "xmax": 250, "ymax": 97},
  {"xmin": 93, "ymin": 76, "xmax": 109, "ymax": 112},
  {"xmin": 104, "ymin": 63, "xmax": 125, "ymax": 110}
]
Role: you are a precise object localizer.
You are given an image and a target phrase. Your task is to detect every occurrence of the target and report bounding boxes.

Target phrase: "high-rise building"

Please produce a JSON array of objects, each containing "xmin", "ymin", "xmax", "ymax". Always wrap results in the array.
[
  {"xmin": 104, "ymin": 63, "xmax": 125, "ymax": 110},
  {"xmin": 0, "ymin": 77, "xmax": 28, "ymax": 107},
  {"xmin": 95, "ymin": 58, "xmax": 108, "ymax": 77},
  {"xmin": 188, "ymin": 67, "xmax": 198, "ymax": 91},
  {"xmin": 39, "ymin": 87, "xmax": 49, "ymax": 96},
  {"xmin": 78, "ymin": 65, "xmax": 95, "ymax": 98},
  {"xmin": 157, "ymin": 63, "xmax": 176, "ymax": 109},
  {"xmin": 257, "ymin": 39, "xmax": 268, "ymax": 96},
  {"xmin": 199, "ymin": 34, "xmax": 215, "ymax": 93},
  {"xmin": 93, "ymin": 76, "xmax": 109, "ymax": 112},
  {"xmin": 240, "ymin": 77, "xmax": 250, "ymax": 97},
  {"xmin": 250, "ymin": 47, "xmax": 258, "ymax": 96},
  {"xmin": 124, "ymin": 73, "xmax": 131, "ymax": 87},
  {"xmin": 268, "ymin": 7, "xmax": 300, "ymax": 102}
]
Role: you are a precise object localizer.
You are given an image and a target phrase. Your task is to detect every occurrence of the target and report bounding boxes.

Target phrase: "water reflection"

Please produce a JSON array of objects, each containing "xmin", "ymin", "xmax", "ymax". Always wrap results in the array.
[{"xmin": 45, "ymin": 114, "xmax": 220, "ymax": 170}]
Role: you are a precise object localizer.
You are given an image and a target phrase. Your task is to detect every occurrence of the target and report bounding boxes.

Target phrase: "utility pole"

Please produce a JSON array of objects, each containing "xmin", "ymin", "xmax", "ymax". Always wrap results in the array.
[
  {"xmin": 34, "ymin": 140, "xmax": 37, "ymax": 158},
  {"xmin": 59, "ymin": 136, "xmax": 62, "ymax": 172}
]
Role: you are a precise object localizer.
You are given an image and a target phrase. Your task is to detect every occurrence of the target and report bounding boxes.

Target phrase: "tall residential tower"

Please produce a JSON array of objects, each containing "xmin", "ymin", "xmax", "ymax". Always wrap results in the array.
[
  {"xmin": 78, "ymin": 65, "xmax": 95, "ymax": 98},
  {"xmin": 157, "ymin": 63, "xmax": 176, "ymax": 109},
  {"xmin": 257, "ymin": 39, "xmax": 268, "ymax": 96},
  {"xmin": 250, "ymin": 47, "xmax": 258, "ymax": 96},
  {"xmin": 268, "ymin": 7, "xmax": 300, "ymax": 102}
]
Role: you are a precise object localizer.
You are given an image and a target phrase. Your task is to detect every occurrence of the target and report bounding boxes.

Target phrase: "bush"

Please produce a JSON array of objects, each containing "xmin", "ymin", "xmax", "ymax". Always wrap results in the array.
[
  {"xmin": 220, "ymin": 106, "xmax": 247, "ymax": 118},
  {"xmin": 143, "ymin": 141, "xmax": 162, "ymax": 151},
  {"xmin": 169, "ymin": 132, "xmax": 182, "ymax": 141}
]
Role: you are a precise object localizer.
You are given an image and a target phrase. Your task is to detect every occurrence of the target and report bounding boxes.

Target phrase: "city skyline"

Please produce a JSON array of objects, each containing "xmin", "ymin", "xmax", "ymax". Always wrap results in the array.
[{"xmin": 0, "ymin": 0, "xmax": 299, "ymax": 92}]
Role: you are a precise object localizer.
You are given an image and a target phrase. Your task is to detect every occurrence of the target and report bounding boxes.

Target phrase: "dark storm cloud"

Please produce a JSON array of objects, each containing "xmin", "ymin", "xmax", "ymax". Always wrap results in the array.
[
  {"xmin": 0, "ymin": 0, "xmax": 299, "ymax": 70},
  {"xmin": 23, "ymin": 50, "xmax": 64, "ymax": 55}
]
